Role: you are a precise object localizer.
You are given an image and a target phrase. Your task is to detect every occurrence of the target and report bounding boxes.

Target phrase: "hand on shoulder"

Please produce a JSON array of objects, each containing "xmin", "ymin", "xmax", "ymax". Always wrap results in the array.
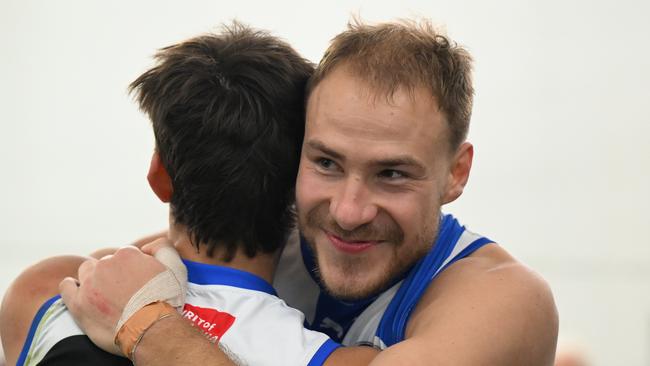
[{"xmin": 60, "ymin": 239, "xmax": 187, "ymax": 354}]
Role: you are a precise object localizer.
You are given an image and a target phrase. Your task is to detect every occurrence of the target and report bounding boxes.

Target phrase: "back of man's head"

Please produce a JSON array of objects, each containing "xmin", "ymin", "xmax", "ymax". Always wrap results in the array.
[
  {"xmin": 308, "ymin": 18, "xmax": 474, "ymax": 151},
  {"xmin": 130, "ymin": 22, "xmax": 314, "ymax": 260}
]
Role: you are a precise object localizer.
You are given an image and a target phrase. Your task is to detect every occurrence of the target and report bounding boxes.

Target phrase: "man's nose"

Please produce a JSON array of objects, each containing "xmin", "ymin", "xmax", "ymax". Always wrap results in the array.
[{"xmin": 329, "ymin": 176, "xmax": 378, "ymax": 231}]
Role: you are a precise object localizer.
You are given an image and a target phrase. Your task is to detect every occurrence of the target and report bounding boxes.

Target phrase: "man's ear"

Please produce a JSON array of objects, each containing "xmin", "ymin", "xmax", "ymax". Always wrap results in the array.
[
  {"xmin": 147, "ymin": 152, "xmax": 173, "ymax": 203},
  {"xmin": 442, "ymin": 142, "xmax": 473, "ymax": 205}
]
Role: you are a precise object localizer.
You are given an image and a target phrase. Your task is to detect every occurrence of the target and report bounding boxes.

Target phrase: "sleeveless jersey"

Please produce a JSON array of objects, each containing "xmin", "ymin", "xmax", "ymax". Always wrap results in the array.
[
  {"xmin": 273, "ymin": 213, "xmax": 493, "ymax": 349},
  {"xmin": 18, "ymin": 259, "xmax": 339, "ymax": 366}
]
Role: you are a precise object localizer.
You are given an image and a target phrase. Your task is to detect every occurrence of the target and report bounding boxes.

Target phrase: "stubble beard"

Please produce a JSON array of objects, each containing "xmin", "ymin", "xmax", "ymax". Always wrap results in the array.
[{"xmin": 298, "ymin": 204, "xmax": 435, "ymax": 301}]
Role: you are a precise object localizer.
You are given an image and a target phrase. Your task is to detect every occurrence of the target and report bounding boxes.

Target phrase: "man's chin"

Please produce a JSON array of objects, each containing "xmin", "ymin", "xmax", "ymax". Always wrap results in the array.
[
  {"xmin": 325, "ymin": 287, "xmax": 385, "ymax": 302},
  {"xmin": 318, "ymin": 270, "xmax": 394, "ymax": 301}
]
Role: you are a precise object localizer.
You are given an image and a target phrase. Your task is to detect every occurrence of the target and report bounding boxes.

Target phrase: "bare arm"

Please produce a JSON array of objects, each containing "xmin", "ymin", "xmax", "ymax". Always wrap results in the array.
[
  {"xmin": 0, "ymin": 231, "xmax": 167, "ymax": 364},
  {"xmin": 133, "ymin": 313, "xmax": 234, "ymax": 366},
  {"xmin": 131, "ymin": 314, "xmax": 380, "ymax": 366},
  {"xmin": 0, "ymin": 256, "xmax": 88, "ymax": 365},
  {"xmin": 134, "ymin": 314, "xmax": 378, "ymax": 366},
  {"xmin": 62, "ymin": 243, "xmax": 555, "ymax": 366},
  {"xmin": 370, "ymin": 244, "xmax": 558, "ymax": 366},
  {"xmin": 61, "ymin": 244, "xmax": 378, "ymax": 366}
]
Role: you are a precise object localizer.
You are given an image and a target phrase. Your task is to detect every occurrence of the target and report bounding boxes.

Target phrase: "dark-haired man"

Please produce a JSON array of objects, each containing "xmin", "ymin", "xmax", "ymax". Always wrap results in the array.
[
  {"xmin": 1, "ymin": 23, "xmax": 379, "ymax": 366},
  {"xmin": 3, "ymin": 19, "xmax": 558, "ymax": 366}
]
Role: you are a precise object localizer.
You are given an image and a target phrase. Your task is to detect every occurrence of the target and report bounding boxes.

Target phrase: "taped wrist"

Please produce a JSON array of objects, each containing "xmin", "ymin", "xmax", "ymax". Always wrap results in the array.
[
  {"xmin": 113, "ymin": 246, "xmax": 187, "ymax": 345},
  {"xmin": 115, "ymin": 301, "xmax": 176, "ymax": 359}
]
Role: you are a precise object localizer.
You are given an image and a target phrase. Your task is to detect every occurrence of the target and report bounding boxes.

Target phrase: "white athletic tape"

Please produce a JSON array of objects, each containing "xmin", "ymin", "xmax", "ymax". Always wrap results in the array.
[
  {"xmin": 154, "ymin": 245, "xmax": 188, "ymax": 298},
  {"xmin": 114, "ymin": 246, "xmax": 187, "ymax": 337}
]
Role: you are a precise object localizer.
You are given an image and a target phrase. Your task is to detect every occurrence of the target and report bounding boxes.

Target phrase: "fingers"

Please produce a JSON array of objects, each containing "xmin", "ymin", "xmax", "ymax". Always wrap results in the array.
[
  {"xmin": 113, "ymin": 246, "xmax": 143, "ymax": 257},
  {"xmin": 152, "ymin": 245, "xmax": 187, "ymax": 291},
  {"xmin": 142, "ymin": 239, "xmax": 187, "ymax": 300},
  {"xmin": 62, "ymin": 256, "xmax": 97, "ymax": 314},
  {"xmin": 77, "ymin": 257, "xmax": 97, "ymax": 285},
  {"xmin": 141, "ymin": 238, "xmax": 174, "ymax": 256},
  {"xmin": 88, "ymin": 247, "xmax": 119, "ymax": 259},
  {"xmin": 131, "ymin": 230, "xmax": 168, "ymax": 248},
  {"xmin": 142, "ymin": 239, "xmax": 186, "ymax": 282},
  {"xmin": 152, "ymin": 245, "xmax": 184, "ymax": 270},
  {"xmin": 59, "ymin": 276, "xmax": 80, "ymax": 312}
]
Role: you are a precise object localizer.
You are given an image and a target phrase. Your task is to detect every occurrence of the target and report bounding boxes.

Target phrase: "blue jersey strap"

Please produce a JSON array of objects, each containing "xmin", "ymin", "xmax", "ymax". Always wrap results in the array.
[
  {"xmin": 308, "ymin": 339, "xmax": 342, "ymax": 366},
  {"xmin": 376, "ymin": 214, "xmax": 493, "ymax": 346},
  {"xmin": 17, "ymin": 295, "xmax": 61, "ymax": 366}
]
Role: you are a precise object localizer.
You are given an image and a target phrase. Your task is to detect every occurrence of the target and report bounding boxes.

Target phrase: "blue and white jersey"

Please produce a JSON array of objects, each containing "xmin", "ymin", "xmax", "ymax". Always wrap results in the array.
[
  {"xmin": 273, "ymin": 213, "xmax": 493, "ymax": 349},
  {"xmin": 19, "ymin": 260, "xmax": 339, "ymax": 366}
]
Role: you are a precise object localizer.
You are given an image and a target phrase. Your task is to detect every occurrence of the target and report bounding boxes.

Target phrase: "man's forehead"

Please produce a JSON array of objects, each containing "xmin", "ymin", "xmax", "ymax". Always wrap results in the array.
[
  {"xmin": 307, "ymin": 87, "xmax": 446, "ymax": 142},
  {"xmin": 308, "ymin": 69, "xmax": 442, "ymax": 121},
  {"xmin": 307, "ymin": 64, "xmax": 438, "ymax": 108}
]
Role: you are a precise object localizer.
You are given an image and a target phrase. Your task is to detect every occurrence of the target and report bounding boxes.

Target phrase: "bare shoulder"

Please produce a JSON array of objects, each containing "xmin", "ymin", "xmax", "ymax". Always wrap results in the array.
[
  {"xmin": 403, "ymin": 243, "xmax": 558, "ymax": 365},
  {"xmin": 0, "ymin": 255, "xmax": 87, "ymax": 365},
  {"xmin": 427, "ymin": 243, "xmax": 555, "ymax": 307}
]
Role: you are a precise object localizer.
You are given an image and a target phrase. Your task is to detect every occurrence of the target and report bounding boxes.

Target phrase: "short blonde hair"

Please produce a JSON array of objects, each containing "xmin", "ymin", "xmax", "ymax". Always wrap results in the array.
[{"xmin": 309, "ymin": 18, "xmax": 474, "ymax": 149}]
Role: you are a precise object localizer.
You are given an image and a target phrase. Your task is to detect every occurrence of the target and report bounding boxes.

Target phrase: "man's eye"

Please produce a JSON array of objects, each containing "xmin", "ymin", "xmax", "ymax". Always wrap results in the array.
[
  {"xmin": 378, "ymin": 169, "xmax": 406, "ymax": 179},
  {"xmin": 317, "ymin": 158, "xmax": 335, "ymax": 170}
]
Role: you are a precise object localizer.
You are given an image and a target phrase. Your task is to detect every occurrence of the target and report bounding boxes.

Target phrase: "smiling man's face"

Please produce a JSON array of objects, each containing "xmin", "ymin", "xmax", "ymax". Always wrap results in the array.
[{"xmin": 296, "ymin": 66, "xmax": 459, "ymax": 300}]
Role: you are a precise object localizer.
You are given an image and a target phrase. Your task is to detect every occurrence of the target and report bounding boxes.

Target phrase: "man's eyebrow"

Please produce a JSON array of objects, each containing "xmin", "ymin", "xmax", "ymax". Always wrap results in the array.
[
  {"xmin": 305, "ymin": 140, "xmax": 344, "ymax": 161},
  {"xmin": 371, "ymin": 156, "xmax": 425, "ymax": 171},
  {"xmin": 306, "ymin": 140, "xmax": 425, "ymax": 172}
]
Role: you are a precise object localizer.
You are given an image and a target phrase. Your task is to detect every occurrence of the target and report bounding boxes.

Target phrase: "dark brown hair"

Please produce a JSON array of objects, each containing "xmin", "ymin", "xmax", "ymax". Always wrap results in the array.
[{"xmin": 130, "ymin": 22, "xmax": 314, "ymax": 260}]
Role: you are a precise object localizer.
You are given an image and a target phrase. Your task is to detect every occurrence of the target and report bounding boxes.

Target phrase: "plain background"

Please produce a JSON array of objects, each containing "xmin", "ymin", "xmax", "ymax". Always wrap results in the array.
[{"xmin": 1, "ymin": 0, "xmax": 648, "ymax": 365}]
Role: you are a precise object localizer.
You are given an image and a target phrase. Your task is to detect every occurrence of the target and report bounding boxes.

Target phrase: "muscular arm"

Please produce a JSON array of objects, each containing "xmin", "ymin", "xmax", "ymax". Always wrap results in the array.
[
  {"xmin": 133, "ymin": 313, "xmax": 378, "ymax": 366},
  {"xmin": 64, "ymin": 244, "xmax": 555, "ymax": 366},
  {"xmin": 62, "ymin": 245, "xmax": 378, "ymax": 366},
  {"xmin": 133, "ymin": 313, "xmax": 232, "ymax": 366},
  {"xmin": 0, "ymin": 232, "xmax": 166, "ymax": 365},
  {"xmin": 0, "ymin": 256, "xmax": 89, "ymax": 365},
  {"xmin": 371, "ymin": 244, "xmax": 558, "ymax": 366}
]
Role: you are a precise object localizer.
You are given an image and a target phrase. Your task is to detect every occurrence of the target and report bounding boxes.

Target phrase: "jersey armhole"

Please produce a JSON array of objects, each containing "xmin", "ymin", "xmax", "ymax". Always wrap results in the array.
[
  {"xmin": 307, "ymin": 339, "xmax": 341, "ymax": 366},
  {"xmin": 16, "ymin": 294, "xmax": 61, "ymax": 366}
]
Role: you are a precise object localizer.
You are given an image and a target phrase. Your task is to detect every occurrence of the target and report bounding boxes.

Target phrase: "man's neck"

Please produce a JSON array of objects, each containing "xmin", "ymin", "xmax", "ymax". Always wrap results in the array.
[{"xmin": 167, "ymin": 222, "xmax": 279, "ymax": 283}]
